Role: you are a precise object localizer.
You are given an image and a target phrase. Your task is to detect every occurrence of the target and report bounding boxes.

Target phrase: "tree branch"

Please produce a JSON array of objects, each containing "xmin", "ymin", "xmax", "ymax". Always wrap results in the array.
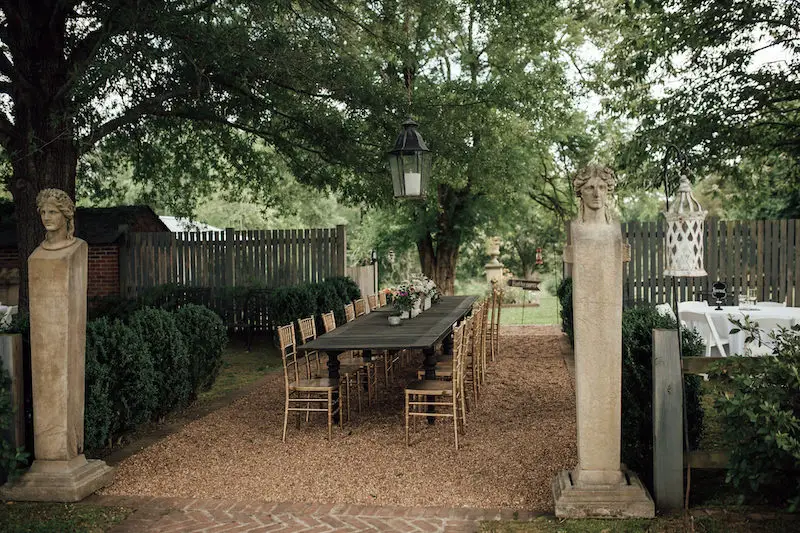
[{"xmin": 79, "ymin": 88, "xmax": 201, "ymax": 151}]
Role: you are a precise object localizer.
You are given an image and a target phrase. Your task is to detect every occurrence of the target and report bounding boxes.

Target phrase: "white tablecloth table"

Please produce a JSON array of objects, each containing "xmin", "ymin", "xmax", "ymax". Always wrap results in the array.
[{"xmin": 681, "ymin": 305, "xmax": 800, "ymax": 355}]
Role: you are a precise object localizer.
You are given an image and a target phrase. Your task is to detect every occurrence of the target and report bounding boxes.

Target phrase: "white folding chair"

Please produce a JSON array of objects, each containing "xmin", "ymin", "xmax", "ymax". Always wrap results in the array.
[
  {"xmin": 745, "ymin": 315, "xmax": 793, "ymax": 356},
  {"xmin": 680, "ymin": 310, "xmax": 728, "ymax": 357}
]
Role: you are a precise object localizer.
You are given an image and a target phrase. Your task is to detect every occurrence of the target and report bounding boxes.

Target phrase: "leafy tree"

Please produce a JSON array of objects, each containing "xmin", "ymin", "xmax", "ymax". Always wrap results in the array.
[
  {"xmin": 0, "ymin": 0, "xmax": 388, "ymax": 309},
  {"xmin": 592, "ymin": 0, "xmax": 800, "ymax": 217}
]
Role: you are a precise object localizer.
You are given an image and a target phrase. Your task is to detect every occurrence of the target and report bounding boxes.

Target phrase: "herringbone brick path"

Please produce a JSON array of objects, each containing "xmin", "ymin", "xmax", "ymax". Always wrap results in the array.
[{"xmin": 84, "ymin": 495, "xmax": 538, "ymax": 532}]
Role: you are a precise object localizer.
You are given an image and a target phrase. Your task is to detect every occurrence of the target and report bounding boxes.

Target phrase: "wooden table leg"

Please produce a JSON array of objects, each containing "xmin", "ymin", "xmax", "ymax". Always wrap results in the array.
[
  {"xmin": 326, "ymin": 350, "xmax": 342, "ymax": 423},
  {"xmin": 423, "ymin": 346, "xmax": 437, "ymax": 424}
]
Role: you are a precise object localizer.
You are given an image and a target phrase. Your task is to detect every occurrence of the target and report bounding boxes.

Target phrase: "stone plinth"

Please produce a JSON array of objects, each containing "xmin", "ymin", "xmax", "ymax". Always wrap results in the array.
[
  {"xmin": 552, "ymin": 469, "xmax": 654, "ymax": 518},
  {"xmin": 0, "ymin": 455, "xmax": 115, "ymax": 502},
  {"xmin": 485, "ymin": 260, "xmax": 504, "ymax": 284},
  {"xmin": 1, "ymin": 239, "xmax": 114, "ymax": 501}
]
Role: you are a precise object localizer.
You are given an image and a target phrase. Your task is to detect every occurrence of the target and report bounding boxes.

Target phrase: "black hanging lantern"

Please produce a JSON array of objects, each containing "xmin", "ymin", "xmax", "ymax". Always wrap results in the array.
[{"xmin": 388, "ymin": 118, "xmax": 431, "ymax": 199}]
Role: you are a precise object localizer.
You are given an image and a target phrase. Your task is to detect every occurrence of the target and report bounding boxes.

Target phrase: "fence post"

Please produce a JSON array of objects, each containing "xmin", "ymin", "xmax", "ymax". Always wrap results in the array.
[
  {"xmin": 336, "ymin": 224, "xmax": 347, "ymax": 277},
  {"xmin": 117, "ymin": 224, "xmax": 130, "ymax": 297},
  {"xmin": 225, "ymin": 228, "xmax": 235, "ymax": 287},
  {"xmin": 652, "ymin": 328, "xmax": 684, "ymax": 511}
]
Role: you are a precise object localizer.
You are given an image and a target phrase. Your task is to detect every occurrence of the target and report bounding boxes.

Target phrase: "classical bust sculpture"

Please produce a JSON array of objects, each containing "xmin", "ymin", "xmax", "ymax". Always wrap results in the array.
[
  {"xmin": 573, "ymin": 165, "xmax": 616, "ymax": 224},
  {"xmin": 36, "ymin": 188, "xmax": 78, "ymax": 251}
]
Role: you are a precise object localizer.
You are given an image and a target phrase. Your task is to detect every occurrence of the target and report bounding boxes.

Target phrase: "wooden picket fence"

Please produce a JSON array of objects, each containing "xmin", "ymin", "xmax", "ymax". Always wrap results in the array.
[
  {"xmin": 622, "ymin": 218, "xmax": 799, "ymax": 306},
  {"xmin": 119, "ymin": 225, "xmax": 348, "ymax": 296}
]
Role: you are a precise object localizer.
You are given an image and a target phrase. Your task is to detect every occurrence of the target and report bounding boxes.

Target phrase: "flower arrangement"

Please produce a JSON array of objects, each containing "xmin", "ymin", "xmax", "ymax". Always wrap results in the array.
[
  {"xmin": 410, "ymin": 273, "xmax": 441, "ymax": 304},
  {"xmin": 391, "ymin": 282, "xmax": 419, "ymax": 314}
]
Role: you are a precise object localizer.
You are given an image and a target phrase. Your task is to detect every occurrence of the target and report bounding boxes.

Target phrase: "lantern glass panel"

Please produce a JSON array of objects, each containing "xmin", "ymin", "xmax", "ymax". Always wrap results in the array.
[{"xmin": 389, "ymin": 156, "xmax": 403, "ymax": 196}]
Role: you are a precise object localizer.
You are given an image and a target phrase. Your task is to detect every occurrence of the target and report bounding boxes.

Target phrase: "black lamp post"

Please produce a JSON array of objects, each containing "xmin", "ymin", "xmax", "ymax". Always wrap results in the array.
[{"xmin": 388, "ymin": 118, "xmax": 431, "ymax": 199}]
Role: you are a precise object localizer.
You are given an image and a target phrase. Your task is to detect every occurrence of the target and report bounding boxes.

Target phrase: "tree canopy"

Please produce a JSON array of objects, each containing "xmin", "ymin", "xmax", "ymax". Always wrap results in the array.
[{"xmin": 593, "ymin": 0, "xmax": 800, "ymax": 217}]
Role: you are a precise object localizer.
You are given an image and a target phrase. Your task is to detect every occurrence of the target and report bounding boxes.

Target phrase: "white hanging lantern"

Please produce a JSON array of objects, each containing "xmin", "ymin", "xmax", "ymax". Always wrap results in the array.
[{"xmin": 663, "ymin": 175, "xmax": 707, "ymax": 277}]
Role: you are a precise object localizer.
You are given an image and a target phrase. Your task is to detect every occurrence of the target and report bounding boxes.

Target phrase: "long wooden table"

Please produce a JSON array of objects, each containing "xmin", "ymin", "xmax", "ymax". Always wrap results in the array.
[{"xmin": 297, "ymin": 295, "xmax": 478, "ymax": 421}]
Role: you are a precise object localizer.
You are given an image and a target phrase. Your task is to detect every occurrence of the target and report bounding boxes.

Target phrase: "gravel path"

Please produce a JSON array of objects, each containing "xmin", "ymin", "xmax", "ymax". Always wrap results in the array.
[{"xmin": 100, "ymin": 326, "xmax": 576, "ymax": 512}]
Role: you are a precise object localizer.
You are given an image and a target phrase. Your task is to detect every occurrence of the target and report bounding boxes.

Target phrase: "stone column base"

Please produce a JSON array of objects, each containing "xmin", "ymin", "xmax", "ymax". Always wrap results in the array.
[
  {"xmin": 0, "ymin": 455, "xmax": 115, "ymax": 502},
  {"xmin": 552, "ymin": 469, "xmax": 654, "ymax": 518}
]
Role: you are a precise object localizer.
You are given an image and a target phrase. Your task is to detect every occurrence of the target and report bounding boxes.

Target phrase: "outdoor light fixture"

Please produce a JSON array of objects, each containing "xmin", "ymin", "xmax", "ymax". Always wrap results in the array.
[
  {"xmin": 370, "ymin": 249, "xmax": 378, "ymax": 264},
  {"xmin": 388, "ymin": 118, "xmax": 431, "ymax": 199},
  {"xmin": 663, "ymin": 165, "xmax": 707, "ymax": 278},
  {"xmin": 535, "ymin": 248, "xmax": 544, "ymax": 266}
]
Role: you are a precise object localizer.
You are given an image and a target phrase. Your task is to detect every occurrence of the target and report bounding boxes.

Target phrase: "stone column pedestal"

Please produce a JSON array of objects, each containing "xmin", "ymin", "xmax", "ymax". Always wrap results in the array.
[
  {"xmin": 1, "ymin": 239, "xmax": 114, "ymax": 502},
  {"xmin": 484, "ymin": 259, "xmax": 504, "ymax": 284},
  {"xmin": 552, "ymin": 218, "xmax": 653, "ymax": 518}
]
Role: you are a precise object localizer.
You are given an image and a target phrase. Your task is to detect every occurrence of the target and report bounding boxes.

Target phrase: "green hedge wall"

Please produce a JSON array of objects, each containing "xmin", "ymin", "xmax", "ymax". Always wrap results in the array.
[{"xmin": 84, "ymin": 305, "xmax": 227, "ymax": 449}]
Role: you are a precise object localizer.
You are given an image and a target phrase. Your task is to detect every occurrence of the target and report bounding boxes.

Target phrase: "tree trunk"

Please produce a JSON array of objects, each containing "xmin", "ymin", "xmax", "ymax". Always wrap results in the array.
[
  {"xmin": 5, "ymin": 3, "xmax": 77, "ymax": 313},
  {"xmin": 417, "ymin": 233, "xmax": 459, "ymax": 296}
]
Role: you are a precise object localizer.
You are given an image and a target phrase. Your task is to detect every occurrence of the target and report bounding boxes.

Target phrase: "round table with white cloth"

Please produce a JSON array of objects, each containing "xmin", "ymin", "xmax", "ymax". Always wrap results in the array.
[{"xmin": 696, "ymin": 305, "xmax": 800, "ymax": 355}]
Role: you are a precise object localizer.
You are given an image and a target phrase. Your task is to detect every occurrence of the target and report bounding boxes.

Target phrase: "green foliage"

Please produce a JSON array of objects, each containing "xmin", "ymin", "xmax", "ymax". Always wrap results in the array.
[
  {"xmin": 595, "ymin": 0, "xmax": 800, "ymax": 218},
  {"xmin": 128, "ymin": 308, "xmax": 191, "ymax": 416},
  {"xmin": 0, "ymin": 364, "xmax": 28, "ymax": 483},
  {"xmin": 708, "ymin": 322, "xmax": 800, "ymax": 509},
  {"xmin": 557, "ymin": 277, "xmax": 574, "ymax": 345},
  {"xmin": 267, "ymin": 284, "xmax": 317, "ymax": 329},
  {"xmin": 85, "ymin": 317, "xmax": 157, "ymax": 447},
  {"xmin": 619, "ymin": 305, "xmax": 705, "ymax": 492},
  {"xmin": 174, "ymin": 304, "xmax": 228, "ymax": 395}
]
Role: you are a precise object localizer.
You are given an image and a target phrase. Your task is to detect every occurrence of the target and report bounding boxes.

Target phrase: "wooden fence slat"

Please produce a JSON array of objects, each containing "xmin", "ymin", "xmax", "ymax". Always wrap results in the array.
[
  {"xmin": 757, "ymin": 220, "xmax": 765, "ymax": 300},
  {"xmin": 652, "ymin": 329, "xmax": 684, "ymax": 511}
]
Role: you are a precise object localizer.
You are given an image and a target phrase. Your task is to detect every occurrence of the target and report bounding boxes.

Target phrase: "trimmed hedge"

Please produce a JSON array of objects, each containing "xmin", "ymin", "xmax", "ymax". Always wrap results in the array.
[
  {"xmin": 84, "ymin": 304, "xmax": 226, "ymax": 450},
  {"xmin": 175, "ymin": 304, "xmax": 229, "ymax": 395}
]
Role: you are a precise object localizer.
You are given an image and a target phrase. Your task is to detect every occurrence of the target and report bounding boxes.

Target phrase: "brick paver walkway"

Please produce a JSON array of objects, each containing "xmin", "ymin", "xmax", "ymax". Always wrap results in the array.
[{"xmin": 85, "ymin": 494, "xmax": 539, "ymax": 532}]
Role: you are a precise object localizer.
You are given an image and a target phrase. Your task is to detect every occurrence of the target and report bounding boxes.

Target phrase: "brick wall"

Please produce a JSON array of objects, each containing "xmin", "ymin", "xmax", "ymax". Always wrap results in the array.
[
  {"xmin": 0, "ymin": 244, "xmax": 121, "ymax": 299},
  {"xmin": 88, "ymin": 245, "xmax": 120, "ymax": 299}
]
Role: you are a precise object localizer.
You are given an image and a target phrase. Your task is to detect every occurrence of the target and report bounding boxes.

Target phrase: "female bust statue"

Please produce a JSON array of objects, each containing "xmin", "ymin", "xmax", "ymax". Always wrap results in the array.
[
  {"xmin": 36, "ymin": 188, "xmax": 77, "ymax": 251},
  {"xmin": 573, "ymin": 164, "xmax": 616, "ymax": 224}
]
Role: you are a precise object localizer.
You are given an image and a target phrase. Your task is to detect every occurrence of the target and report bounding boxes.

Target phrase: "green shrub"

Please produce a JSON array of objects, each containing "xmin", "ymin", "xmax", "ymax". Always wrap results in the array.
[
  {"xmin": 85, "ymin": 317, "xmax": 157, "ymax": 445},
  {"xmin": 84, "ymin": 320, "xmax": 114, "ymax": 449},
  {"xmin": 709, "ymin": 320, "xmax": 800, "ymax": 510},
  {"xmin": 327, "ymin": 276, "xmax": 361, "ymax": 303},
  {"xmin": 0, "ymin": 365, "xmax": 28, "ymax": 483},
  {"xmin": 315, "ymin": 280, "xmax": 346, "ymax": 327},
  {"xmin": 128, "ymin": 307, "xmax": 191, "ymax": 416},
  {"xmin": 556, "ymin": 277, "xmax": 573, "ymax": 345},
  {"xmin": 174, "ymin": 304, "xmax": 228, "ymax": 395},
  {"xmin": 268, "ymin": 284, "xmax": 317, "ymax": 328},
  {"xmin": 620, "ymin": 305, "xmax": 705, "ymax": 492}
]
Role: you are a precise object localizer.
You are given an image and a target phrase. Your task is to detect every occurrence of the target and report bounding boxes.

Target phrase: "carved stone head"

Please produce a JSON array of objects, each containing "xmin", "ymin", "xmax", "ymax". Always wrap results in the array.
[
  {"xmin": 573, "ymin": 164, "xmax": 616, "ymax": 224},
  {"xmin": 36, "ymin": 188, "xmax": 76, "ymax": 249}
]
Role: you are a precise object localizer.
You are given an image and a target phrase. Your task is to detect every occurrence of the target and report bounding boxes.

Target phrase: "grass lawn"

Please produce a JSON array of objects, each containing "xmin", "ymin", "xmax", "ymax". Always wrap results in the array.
[
  {"xmin": 479, "ymin": 514, "xmax": 795, "ymax": 532},
  {"xmin": 0, "ymin": 502, "xmax": 131, "ymax": 533},
  {"xmin": 499, "ymin": 293, "xmax": 561, "ymax": 326},
  {"xmin": 195, "ymin": 332, "xmax": 283, "ymax": 406}
]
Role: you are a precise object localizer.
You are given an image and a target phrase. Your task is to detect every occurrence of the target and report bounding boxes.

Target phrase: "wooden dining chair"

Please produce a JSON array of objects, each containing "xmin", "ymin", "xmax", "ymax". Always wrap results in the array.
[
  {"xmin": 367, "ymin": 293, "xmax": 380, "ymax": 311},
  {"xmin": 378, "ymin": 291, "xmax": 388, "ymax": 307},
  {"xmin": 490, "ymin": 287, "xmax": 503, "ymax": 361},
  {"xmin": 278, "ymin": 323, "xmax": 341, "ymax": 441},
  {"xmin": 296, "ymin": 316, "xmax": 324, "ymax": 377},
  {"xmin": 344, "ymin": 302, "xmax": 356, "ymax": 323},
  {"xmin": 354, "ymin": 298, "xmax": 367, "ymax": 317},
  {"xmin": 405, "ymin": 321, "xmax": 466, "ymax": 450},
  {"xmin": 319, "ymin": 311, "xmax": 371, "ymax": 417}
]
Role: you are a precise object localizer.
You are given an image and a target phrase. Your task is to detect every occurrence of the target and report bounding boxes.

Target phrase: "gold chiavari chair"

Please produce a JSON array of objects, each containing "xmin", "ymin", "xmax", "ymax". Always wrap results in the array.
[{"xmin": 278, "ymin": 323, "xmax": 340, "ymax": 441}]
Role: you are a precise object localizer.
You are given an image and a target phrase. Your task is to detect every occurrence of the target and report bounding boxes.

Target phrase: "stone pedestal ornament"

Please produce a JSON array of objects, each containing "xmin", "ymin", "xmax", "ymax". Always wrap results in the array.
[
  {"xmin": 552, "ymin": 166, "xmax": 654, "ymax": 518},
  {"xmin": 1, "ymin": 189, "xmax": 114, "ymax": 502},
  {"xmin": 484, "ymin": 236, "xmax": 504, "ymax": 284}
]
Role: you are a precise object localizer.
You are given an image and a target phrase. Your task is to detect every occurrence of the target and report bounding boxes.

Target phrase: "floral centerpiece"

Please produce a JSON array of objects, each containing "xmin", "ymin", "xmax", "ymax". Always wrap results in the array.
[
  {"xmin": 392, "ymin": 282, "xmax": 420, "ymax": 319},
  {"xmin": 410, "ymin": 273, "xmax": 440, "ymax": 310}
]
